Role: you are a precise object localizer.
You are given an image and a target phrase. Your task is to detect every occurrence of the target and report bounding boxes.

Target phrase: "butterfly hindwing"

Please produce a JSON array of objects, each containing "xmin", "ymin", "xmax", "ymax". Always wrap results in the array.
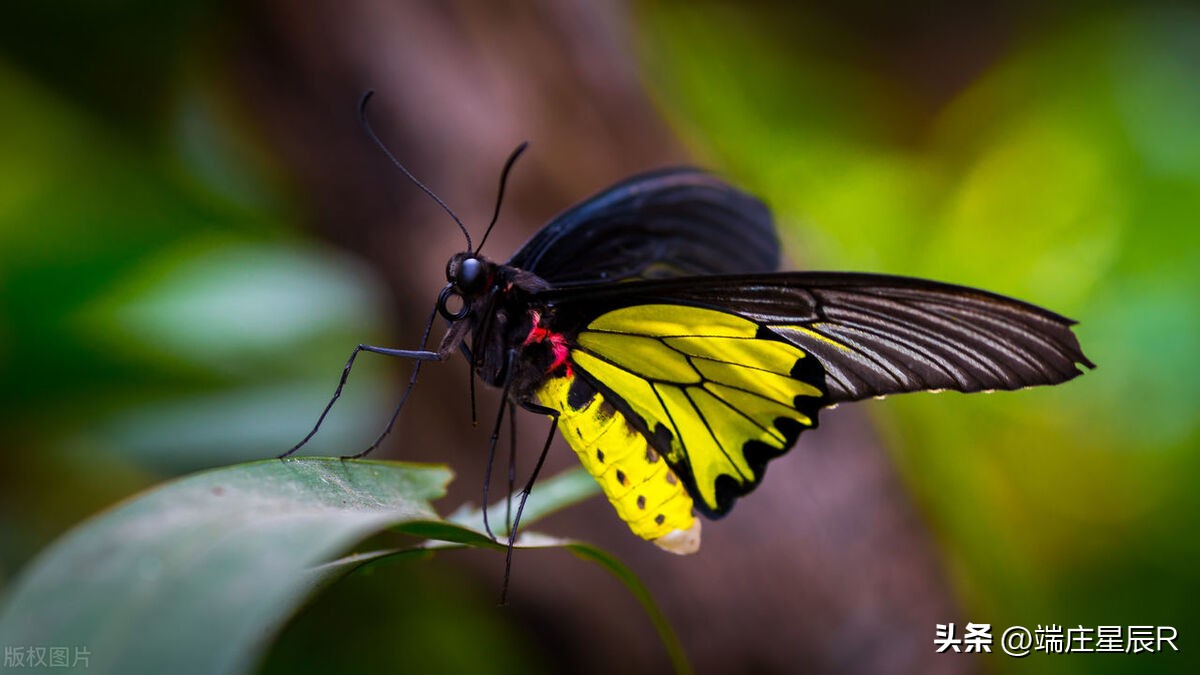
[{"xmin": 538, "ymin": 304, "xmax": 827, "ymax": 527}]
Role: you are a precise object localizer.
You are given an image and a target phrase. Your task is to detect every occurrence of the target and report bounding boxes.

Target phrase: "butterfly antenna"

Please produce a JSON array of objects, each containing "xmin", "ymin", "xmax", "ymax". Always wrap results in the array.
[
  {"xmin": 476, "ymin": 141, "xmax": 529, "ymax": 253},
  {"xmin": 358, "ymin": 90, "xmax": 473, "ymax": 251}
]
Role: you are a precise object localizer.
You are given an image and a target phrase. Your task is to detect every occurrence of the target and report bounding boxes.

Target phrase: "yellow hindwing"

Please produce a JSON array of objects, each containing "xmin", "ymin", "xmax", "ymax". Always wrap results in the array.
[{"xmin": 569, "ymin": 304, "xmax": 825, "ymax": 518}]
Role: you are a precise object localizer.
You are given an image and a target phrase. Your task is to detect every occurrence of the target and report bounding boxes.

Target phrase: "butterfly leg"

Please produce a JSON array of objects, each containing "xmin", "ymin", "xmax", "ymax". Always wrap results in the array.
[
  {"xmin": 278, "ymin": 344, "xmax": 446, "ymax": 459},
  {"xmin": 339, "ymin": 347, "xmax": 448, "ymax": 460},
  {"xmin": 481, "ymin": 350, "xmax": 519, "ymax": 539},
  {"xmin": 506, "ymin": 400, "xmax": 517, "ymax": 534},
  {"xmin": 498, "ymin": 398, "xmax": 560, "ymax": 605},
  {"xmin": 480, "ymin": 395, "xmax": 508, "ymax": 540},
  {"xmin": 281, "ymin": 306, "xmax": 447, "ymax": 459}
]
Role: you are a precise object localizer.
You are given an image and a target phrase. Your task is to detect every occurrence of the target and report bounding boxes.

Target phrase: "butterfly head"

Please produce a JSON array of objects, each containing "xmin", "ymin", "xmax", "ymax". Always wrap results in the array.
[
  {"xmin": 448, "ymin": 253, "xmax": 487, "ymax": 293},
  {"xmin": 439, "ymin": 252, "xmax": 496, "ymax": 321}
]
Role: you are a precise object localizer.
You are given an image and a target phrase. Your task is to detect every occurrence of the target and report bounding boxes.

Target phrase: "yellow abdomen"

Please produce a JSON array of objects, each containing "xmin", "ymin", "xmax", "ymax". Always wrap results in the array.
[{"xmin": 537, "ymin": 375, "xmax": 701, "ymax": 553}]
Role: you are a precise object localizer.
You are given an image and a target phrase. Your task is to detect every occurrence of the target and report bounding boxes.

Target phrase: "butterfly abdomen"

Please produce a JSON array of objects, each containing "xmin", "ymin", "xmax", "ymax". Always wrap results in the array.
[{"xmin": 536, "ymin": 374, "xmax": 701, "ymax": 554}]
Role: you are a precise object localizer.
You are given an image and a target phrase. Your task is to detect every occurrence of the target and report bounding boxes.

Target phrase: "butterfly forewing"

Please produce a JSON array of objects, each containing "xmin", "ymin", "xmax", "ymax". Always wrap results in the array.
[
  {"xmin": 507, "ymin": 168, "xmax": 779, "ymax": 285},
  {"xmin": 539, "ymin": 272, "xmax": 1094, "ymax": 403}
]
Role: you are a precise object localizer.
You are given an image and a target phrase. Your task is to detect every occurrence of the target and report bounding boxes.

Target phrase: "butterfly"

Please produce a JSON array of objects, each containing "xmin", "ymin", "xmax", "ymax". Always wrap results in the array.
[{"xmin": 284, "ymin": 93, "xmax": 1093, "ymax": 581}]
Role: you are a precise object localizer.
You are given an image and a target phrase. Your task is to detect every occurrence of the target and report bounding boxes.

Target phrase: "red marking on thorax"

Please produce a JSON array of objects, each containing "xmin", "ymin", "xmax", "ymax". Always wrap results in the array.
[{"xmin": 523, "ymin": 310, "xmax": 573, "ymax": 378}]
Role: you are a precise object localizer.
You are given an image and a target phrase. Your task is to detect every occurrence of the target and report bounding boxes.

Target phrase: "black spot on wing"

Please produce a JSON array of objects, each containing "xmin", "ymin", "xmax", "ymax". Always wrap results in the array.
[
  {"xmin": 712, "ymin": 475, "xmax": 743, "ymax": 516},
  {"xmin": 786, "ymin": 349, "xmax": 829, "ymax": 422},
  {"xmin": 772, "ymin": 417, "xmax": 806, "ymax": 446},
  {"xmin": 754, "ymin": 324, "xmax": 778, "ymax": 341},
  {"xmin": 652, "ymin": 422, "xmax": 674, "ymax": 448}
]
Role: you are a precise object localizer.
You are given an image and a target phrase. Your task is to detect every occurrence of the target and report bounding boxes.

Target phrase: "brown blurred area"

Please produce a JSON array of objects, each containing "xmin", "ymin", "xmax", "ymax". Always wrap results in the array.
[{"xmin": 229, "ymin": 2, "xmax": 976, "ymax": 673}]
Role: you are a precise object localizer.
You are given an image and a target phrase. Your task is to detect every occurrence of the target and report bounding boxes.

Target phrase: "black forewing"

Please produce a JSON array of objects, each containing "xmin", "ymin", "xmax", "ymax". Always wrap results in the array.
[
  {"xmin": 538, "ymin": 272, "xmax": 1095, "ymax": 403},
  {"xmin": 507, "ymin": 168, "xmax": 778, "ymax": 285}
]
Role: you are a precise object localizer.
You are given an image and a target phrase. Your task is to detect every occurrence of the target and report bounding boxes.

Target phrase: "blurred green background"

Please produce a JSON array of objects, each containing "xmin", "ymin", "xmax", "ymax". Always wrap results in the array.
[{"xmin": 1, "ymin": 1, "xmax": 1196, "ymax": 673}]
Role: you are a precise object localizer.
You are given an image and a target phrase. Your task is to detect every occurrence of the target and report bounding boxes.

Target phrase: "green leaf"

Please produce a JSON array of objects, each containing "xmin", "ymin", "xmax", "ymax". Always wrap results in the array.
[
  {"xmin": 0, "ymin": 458, "xmax": 452, "ymax": 675},
  {"xmin": 0, "ymin": 458, "xmax": 690, "ymax": 675},
  {"xmin": 445, "ymin": 464, "xmax": 602, "ymax": 536}
]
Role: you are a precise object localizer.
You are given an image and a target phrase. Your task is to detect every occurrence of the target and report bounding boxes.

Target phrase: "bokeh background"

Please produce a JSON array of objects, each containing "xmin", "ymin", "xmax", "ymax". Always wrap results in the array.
[{"xmin": 1, "ymin": 1, "xmax": 1197, "ymax": 673}]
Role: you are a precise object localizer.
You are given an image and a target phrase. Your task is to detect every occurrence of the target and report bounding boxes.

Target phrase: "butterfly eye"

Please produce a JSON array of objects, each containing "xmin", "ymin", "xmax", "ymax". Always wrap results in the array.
[
  {"xmin": 456, "ymin": 257, "xmax": 485, "ymax": 294},
  {"xmin": 437, "ymin": 284, "xmax": 469, "ymax": 321}
]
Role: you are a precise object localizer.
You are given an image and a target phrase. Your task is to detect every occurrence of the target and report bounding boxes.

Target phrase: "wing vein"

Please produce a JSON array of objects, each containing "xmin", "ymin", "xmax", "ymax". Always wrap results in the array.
[{"xmin": 683, "ymin": 387, "xmax": 751, "ymax": 484}]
